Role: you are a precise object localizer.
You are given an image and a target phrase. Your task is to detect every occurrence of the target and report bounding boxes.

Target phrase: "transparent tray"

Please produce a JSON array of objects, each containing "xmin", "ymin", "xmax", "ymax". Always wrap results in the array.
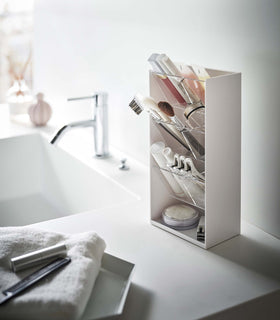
[{"xmin": 81, "ymin": 253, "xmax": 135, "ymax": 320}]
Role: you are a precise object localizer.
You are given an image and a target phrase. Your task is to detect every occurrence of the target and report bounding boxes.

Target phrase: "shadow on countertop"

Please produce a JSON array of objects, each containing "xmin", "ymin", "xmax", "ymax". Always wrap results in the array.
[
  {"xmin": 101, "ymin": 283, "xmax": 154, "ymax": 320},
  {"xmin": 198, "ymin": 289, "xmax": 280, "ymax": 320},
  {"xmin": 209, "ymin": 234, "xmax": 280, "ymax": 283}
]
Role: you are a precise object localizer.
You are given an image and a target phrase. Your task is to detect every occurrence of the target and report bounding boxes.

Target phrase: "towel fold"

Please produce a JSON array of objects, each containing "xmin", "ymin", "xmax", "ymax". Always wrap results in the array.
[{"xmin": 0, "ymin": 227, "xmax": 106, "ymax": 320}]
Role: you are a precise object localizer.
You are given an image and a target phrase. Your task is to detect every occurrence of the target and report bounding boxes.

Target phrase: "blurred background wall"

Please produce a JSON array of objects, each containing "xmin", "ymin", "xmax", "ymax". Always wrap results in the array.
[{"xmin": 0, "ymin": 0, "xmax": 33, "ymax": 101}]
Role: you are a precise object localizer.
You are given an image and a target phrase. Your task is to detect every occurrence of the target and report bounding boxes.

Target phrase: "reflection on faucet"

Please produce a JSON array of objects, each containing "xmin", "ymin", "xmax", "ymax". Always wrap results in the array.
[{"xmin": 51, "ymin": 92, "xmax": 109, "ymax": 158}]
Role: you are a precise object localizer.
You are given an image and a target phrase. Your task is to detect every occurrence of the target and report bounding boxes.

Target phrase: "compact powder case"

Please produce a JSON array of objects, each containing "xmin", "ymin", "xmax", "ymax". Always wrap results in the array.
[{"xmin": 162, "ymin": 204, "xmax": 200, "ymax": 230}]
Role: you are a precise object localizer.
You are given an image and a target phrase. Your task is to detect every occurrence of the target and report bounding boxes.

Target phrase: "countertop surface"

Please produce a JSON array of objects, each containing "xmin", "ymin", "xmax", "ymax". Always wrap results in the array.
[{"xmin": 0, "ymin": 105, "xmax": 280, "ymax": 320}]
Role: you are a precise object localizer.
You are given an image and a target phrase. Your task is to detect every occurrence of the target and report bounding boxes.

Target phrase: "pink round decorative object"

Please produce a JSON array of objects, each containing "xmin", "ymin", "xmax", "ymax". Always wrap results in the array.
[{"xmin": 28, "ymin": 93, "xmax": 52, "ymax": 126}]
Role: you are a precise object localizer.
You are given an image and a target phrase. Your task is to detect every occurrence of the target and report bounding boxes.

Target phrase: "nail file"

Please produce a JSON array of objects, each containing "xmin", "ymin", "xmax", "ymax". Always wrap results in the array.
[{"xmin": 0, "ymin": 257, "xmax": 71, "ymax": 305}]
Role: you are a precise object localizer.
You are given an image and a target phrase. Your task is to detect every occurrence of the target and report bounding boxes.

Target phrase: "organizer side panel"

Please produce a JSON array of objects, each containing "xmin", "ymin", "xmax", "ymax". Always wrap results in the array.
[{"xmin": 205, "ymin": 73, "xmax": 241, "ymax": 248}]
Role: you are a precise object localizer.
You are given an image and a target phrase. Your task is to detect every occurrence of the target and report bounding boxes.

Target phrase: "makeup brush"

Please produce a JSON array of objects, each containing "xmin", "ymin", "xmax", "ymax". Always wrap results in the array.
[
  {"xmin": 157, "ymin": 101, "xmax": 205, "ymax": 159},
  {"xmin": 158, "ymin": 101, "xmax": 185, "ymax": 130},
  {"xmin": 129, "ymin": 94, "xmax": 190, "ymax": 150}
]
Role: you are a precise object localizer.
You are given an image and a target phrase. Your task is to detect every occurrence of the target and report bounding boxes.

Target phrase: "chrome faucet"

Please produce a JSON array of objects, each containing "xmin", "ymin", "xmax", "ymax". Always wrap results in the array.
[{"xmin": 50, "ymin": 92, "xmax": 109, "ymax": 158}]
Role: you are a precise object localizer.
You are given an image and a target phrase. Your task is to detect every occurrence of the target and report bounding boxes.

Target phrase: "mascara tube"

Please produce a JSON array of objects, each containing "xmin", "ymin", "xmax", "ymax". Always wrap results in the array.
[{"xmin": 10, "ymin": 243, "xmax": 67, "ymax": 272}]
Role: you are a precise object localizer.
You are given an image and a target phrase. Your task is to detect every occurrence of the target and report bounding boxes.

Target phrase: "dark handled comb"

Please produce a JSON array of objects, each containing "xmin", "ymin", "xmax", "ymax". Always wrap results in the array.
[{"xmin": 0, "ymin": 256, "xmax": 71, "ymax": 305}]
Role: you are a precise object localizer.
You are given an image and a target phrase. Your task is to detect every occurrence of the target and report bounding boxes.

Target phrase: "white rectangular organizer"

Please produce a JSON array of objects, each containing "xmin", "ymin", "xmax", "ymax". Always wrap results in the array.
[{"xmin": 149, "ymin": 67, "xmax": 241, "ymax": 249}]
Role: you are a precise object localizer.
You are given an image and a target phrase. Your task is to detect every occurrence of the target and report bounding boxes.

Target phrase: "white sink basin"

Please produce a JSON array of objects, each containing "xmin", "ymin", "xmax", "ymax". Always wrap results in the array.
[{"xmin": 0, "ymin": 134, "xmax": 137, "ymax": 226}]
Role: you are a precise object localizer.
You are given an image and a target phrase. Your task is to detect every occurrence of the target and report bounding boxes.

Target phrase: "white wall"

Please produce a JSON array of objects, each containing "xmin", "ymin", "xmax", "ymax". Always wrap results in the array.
[{"xmin": 34, "ymin": 0, "xmax": 280, "ymax": 238}]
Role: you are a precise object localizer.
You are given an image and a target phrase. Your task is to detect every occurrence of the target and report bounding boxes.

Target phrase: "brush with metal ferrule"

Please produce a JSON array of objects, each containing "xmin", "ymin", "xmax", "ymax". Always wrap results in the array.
[
  {"xmin": 129, "ymin": 94, "xmax": 170, "ymax": 122},
  {"xmin": 128, "ymin": 94, "xmax": 190, "ymax": 151},
  {"xmin": 158, "ymin": 101, "xmax": 185, "ymax": 131},
  {"xmin": 157, "ymin": 101, "xmax": 205, "ymax": 159},
  {"xmin": 129, "ymin": 97, "xmax": 145, "ymax": 115}
]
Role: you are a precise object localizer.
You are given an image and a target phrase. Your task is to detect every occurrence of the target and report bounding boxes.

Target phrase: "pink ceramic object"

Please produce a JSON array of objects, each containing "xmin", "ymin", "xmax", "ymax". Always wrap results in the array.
[{"xmin": 28, "ymin": 93, "xmax": 52, "ymax": 126}]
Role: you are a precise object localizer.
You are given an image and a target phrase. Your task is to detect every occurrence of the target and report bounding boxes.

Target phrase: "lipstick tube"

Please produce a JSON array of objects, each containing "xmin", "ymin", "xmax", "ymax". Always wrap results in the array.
[{"xmin": 10, "ymin": 243, "xmax": 67, "ymax": 272}]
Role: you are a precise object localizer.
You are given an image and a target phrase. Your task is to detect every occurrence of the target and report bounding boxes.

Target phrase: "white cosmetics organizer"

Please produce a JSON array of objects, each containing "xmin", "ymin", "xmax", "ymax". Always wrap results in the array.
[{"xmin": 149, "ymin": 66, "xmax": 241, "ymax": 249}]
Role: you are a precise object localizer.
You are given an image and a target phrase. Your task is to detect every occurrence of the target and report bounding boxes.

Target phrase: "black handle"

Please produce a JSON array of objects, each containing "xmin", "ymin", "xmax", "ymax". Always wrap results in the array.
[{"xmin": 0, "ymin": 257, "xmax": 71, "ymax": 305}]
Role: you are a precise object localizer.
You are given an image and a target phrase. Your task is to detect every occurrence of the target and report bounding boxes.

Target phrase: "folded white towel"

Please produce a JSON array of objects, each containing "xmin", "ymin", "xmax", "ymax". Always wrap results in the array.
[{"xmin": 0, "ymin": 227, "xmax": 106, "ymax": 320}]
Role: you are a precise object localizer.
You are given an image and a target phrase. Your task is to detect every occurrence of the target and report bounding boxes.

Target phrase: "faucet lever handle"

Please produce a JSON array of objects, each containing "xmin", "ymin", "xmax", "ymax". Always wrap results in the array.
[{"xmin": 68, "ymin": 92, "xmax": 107, "ymax": 107}]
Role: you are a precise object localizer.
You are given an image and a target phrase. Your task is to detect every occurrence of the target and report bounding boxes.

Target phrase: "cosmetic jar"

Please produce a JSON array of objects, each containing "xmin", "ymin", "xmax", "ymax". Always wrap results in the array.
[
  {"xmin": 10, "ymin": 243, "xmax": 67, "ymax": 272},
  {"xmin": 162, "ymin": 204, "xmax": 200, "ymax": 230}
]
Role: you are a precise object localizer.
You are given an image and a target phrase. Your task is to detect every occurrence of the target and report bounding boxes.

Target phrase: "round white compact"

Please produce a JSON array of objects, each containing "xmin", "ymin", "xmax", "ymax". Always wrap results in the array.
[{"xmin": 162, "ymin": 204, "xmax": 200, "ymax": 230}]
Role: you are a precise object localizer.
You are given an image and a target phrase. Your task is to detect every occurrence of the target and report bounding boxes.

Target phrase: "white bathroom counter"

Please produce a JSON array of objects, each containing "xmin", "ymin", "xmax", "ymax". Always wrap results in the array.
[{"xmin": 1, "ymin": 105, "xmax": 280, "ymax": 320}]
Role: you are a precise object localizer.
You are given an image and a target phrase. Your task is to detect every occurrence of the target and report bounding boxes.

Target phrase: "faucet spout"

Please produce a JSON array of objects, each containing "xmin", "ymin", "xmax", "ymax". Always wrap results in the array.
[
  {"xmin": 50, "ymin": 120, "xmax": 94, "ymax": 145},
  {"xmin": 50, "ymin": 92, "xmax": 109, "ymax": 158}
]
